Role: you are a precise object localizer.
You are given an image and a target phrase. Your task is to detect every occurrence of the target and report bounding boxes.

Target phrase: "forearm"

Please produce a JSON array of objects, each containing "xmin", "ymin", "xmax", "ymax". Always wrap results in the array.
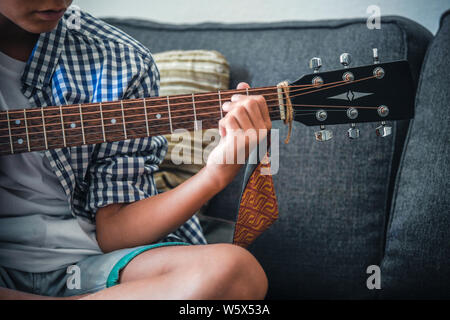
[
  {"xmin": 96, "ymin": 165, "xmax": 239, "ymax": 253},
  {"xmin": 96, "ymin": 82, "xmax": 271, "ymax": 253}
]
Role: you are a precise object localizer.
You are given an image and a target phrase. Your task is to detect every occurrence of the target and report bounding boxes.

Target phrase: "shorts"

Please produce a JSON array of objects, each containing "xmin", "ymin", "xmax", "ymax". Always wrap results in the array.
[{"xmin": 0, "ymin": 241, "xmax": 189, "ymax": 297}]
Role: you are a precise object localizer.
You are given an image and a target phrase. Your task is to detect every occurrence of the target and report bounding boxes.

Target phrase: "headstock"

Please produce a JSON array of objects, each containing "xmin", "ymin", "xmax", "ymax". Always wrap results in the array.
[{"xmin": 288, "ymin": 49, "xmax": 415, "ymax": 141}]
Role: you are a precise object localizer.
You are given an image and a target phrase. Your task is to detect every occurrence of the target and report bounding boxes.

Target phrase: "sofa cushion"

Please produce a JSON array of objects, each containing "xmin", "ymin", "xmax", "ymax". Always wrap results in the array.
[
  {"xmin": 104, "ymin": 16, "xmax": 432, "ymax": 298},
  {"xmin": 380, "ymin": 10, "xmax": 450, "ymax": 299}
]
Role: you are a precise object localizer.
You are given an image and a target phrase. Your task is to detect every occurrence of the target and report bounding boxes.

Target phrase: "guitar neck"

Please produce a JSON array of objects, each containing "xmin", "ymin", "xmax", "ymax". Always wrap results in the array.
[{"xmin": 0, "ymin": 86, "xmax": 282, "ymax": 156}]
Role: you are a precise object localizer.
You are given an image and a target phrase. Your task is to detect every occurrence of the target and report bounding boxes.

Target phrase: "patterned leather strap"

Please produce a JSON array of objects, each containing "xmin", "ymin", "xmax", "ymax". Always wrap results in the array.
[{"xmin": 233, "ymin": 155, "xmax": 279, "ymax": 248}]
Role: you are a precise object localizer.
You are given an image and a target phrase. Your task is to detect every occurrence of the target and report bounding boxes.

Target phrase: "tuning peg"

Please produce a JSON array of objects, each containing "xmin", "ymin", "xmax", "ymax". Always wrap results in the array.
[
  {"xmin": 315, "ymin": 125, "xmax": 333, "ymax": 142},
  {"xmin": 373, "ymin": 48, "xmax": 380, "ymax": 64},
  {"xmin": 309, "ymin": 57, "xmax": 322, "ymax": 73},
  {"xmin": 375, "ymin": 121, "xmax": 392, "ymax": 137},
  {"xmin": 340, "ymin": 53, "xmax": 351, "ymax": 68},
  {"xmin": 377, "ymin": 105, "xmax": 389, "ymax": 117},
  {"xmin": 347, "ymin": 123, "xmax": 360, "ymax": 139}
]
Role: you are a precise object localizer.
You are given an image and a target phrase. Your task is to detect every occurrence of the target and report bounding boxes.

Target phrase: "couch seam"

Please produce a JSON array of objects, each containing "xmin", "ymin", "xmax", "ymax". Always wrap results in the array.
[
  {"xmin": 104, "ymin": 17, "xmax": 416, "ymax": 34},
  {"xmin": 377, "ymin": 16, "xmax": 436, "ymax": 299}
]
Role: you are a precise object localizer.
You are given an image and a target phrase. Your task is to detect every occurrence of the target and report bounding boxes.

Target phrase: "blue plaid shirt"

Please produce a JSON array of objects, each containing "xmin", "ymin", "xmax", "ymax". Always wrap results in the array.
[{"xmin": 19, "ymin": 9, "xmax": 206, "ymax": 245}]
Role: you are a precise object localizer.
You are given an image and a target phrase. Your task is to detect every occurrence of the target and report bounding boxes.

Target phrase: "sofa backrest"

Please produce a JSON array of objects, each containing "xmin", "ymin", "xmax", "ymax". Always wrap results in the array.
[
  {"xmin": 380, "ymin": 10, "xmax": 450, "ymax": 299},
  {"xmin": 105, "ymin": 16, "xmax": 432, "ymax": 298}
]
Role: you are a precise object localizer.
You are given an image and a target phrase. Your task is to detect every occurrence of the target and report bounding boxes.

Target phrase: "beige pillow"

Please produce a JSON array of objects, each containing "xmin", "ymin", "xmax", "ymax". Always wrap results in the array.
[
  {"xmin": 153, "ymin": 50, "xmax": 229, "ymax": 96},
  {"xmin": 152, "ymin": 50, "xmax": 230, "ymax": 192}
]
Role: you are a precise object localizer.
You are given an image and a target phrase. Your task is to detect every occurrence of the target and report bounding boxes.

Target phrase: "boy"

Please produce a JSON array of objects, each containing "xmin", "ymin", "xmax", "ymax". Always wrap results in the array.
[{"xmin": 0, "ymin": 0, "xmax": 270, "ymax": 299}]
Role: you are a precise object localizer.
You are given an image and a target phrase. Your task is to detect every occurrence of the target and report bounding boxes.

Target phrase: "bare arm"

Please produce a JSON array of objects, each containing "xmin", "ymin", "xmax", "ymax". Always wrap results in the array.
[
  {"xmin": 96, "ymin": 165, "xmax": 234, "ymax": 253},
  {"xmin": 96, "ymin": 83, "xmax": 271, "ymax": 252}
]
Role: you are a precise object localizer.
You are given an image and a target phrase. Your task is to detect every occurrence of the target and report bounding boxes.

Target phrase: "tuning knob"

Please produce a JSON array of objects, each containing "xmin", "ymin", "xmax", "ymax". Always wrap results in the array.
[
  {"xmin": 340, "ymin": 53, "xmax": 351, "ymax": 68},
  {"xmin": 315, "ymin": 125, "xmax": 333, "ymax": 142},
  {"xmin": 309, "ymin": 57, "xmax": 322, "ymax": 73},
  {"xmin": 347, "ymin": 123, "xmax": 360, "ymax": 139},
  {"xmin": 375, "ymin": 121, "xmax": 392, "ymax": 137}
]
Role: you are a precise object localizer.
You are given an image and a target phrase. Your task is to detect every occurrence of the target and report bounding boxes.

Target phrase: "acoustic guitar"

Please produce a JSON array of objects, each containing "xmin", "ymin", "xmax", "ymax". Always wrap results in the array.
[{"xmin": 0, "ymin": 51, "xmax": 414, "ymax": 156}]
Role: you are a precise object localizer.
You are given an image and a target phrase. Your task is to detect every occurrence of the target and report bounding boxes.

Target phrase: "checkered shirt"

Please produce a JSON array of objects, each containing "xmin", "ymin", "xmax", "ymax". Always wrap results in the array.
[{"xmin": 19, "ymin": 8, "xmax": 206, "ymax": 245}]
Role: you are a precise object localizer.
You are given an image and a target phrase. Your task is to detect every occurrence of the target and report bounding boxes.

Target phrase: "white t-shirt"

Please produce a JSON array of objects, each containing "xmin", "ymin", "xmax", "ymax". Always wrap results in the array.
[{"xmin": 0, "ymin": 50, "xmax": 102, "ymax": 273}]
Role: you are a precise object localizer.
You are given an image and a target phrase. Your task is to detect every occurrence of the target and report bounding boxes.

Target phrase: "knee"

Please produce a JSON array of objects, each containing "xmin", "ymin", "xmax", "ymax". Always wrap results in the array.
[{"xmin": 195, "ymin": 244, "xmax": 268, "ymax": 300}]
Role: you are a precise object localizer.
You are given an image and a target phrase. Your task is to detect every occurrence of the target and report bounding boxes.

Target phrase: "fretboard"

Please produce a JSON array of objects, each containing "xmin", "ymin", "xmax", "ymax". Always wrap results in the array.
[{"xmin": 0, "ymin": 86, "xmax": 282, "ymax": 156}]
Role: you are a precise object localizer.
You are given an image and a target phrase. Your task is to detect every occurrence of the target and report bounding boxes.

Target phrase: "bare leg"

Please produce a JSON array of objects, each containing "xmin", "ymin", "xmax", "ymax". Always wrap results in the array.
[
  {"xmin": 0, "ymin": 244, "xmax": 268, "ymax": 300},
  {"xmin": 81, "ymin": 243, "xmax": 267, "ymax": 300}
]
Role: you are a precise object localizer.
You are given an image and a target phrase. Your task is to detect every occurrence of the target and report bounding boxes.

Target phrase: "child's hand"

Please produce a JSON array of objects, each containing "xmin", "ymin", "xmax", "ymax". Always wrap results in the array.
[{"xmin": 205, "ymin": 82, "xmax": 272, "ymax": 188}]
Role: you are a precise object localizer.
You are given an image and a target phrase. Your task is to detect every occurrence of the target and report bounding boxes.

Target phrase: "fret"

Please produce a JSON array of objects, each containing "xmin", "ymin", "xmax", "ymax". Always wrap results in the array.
[
  {"xmin": 143, "ymin": 98, "xmax": 150, "ymax": 136},
  {"xmin": 187, "ymin": 91, "xmax": 221, "ymax": 131},
  {"xmin": 6, "ymin": 109, "xmax": 29, "ymax": 153},
  {"xmin": 36, "ymin": 106, "xmax": 64, "ymax": 151},
  {"xmin": 59, "ymin": 105, "xmax": 67, "ymax": 147},
  {"xmin": 120, "ymin": 100, "xmax": 127, "ymax": 140},
  {"xmin": 146, "ymin": 97, "xmax": 172, "ymax": 134},
  {"xmin": 5, "ymin": 110, "xmax": 14, "ymax": 154},
  {"xmin": 23, "ymin": 109, "xmax": 31, "ymax": 152},
  {"xmin": 192, "ymin": 93, "xmax": 198, "ymax": 131},
  {"xmin": 167, "ymin": 96, "xmax": 173, "ymax": 133},
  {"xmin": 40, "ymin": 107, "xmax": 48, "ymax": 150},
  {"xmin": 60, "ymin": 104, "xmax": 83, "ymax": 147},
  {"xmin": 114, "ymin": 99, "xmax": 146, "ymax": 141},
  {"xmin": 78, "ymin": 103, "xmax": 104, "ymax": 145},
  {"xmin": 99, "ymin": 102, "xmax": 106, "ymax": 142},
  {"xmin": 218, "ymin": 90, "xmax": 223, "ymax": 119},
  {"xmin": 246, "ymin": 87, "xmax": 249, "ymax": 96},
  {"xmin": 79, "ymin": 104, "xmax": 86, "ymax": 145},
  {"xmin": 43, "ymin": 106, "xmax": 66, "ymax": 150},
  {"xmin": 22, "ymin": 107, "xmax": 54, "ymax": 151}
]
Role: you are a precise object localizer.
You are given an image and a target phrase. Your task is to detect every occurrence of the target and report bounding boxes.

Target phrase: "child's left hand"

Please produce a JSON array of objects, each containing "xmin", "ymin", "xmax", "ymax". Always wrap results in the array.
[{"xmin": 205, "ymin": 82, "xmax": 272, "ymax": 188}]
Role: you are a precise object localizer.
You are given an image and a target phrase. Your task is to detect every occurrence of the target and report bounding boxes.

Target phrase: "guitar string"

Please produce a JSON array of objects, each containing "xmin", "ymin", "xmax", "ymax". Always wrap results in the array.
[
  {"xmin": 0, "ymin": 98, "xmax": 380, "ymax": 141},
  {"xmin": 0, "ymin": 106, "xmax": 379, "ymax": 150},
  {"xmin": 0, "ymin": 86, "xmax": 323, "ymax": 127},
  {"xmin": 0, "ymin": 93, "xmax": 282, "ymax": 126},
  {"xmin": 0, "ymin": 85, "xmax": 318, "ymax": 119},
  {"xmin": 0, "ymin": 104, "xmax": 380, "ymax": 148},
  {"xmin": 0, "ymin": 76, "xmax": 381, "ymax": 150},
  {"xmin": 0, "ymin": 103, "xmax": 375, "ymax": 152},
  {"xmin": 2, "ymin": 106, "xmax": 340, "ymax": 141},
  {"xmin": 0, "ymin": 110, "xmax": 328, "ymax": 152},
  {"xmin": 0, "ymin": 75, "xmax": 368, "ymax": 119},
  {"xmin": 0, "ymin": 74, "xmax": 377, "ymax": 129},
  {"xmin": 1, "ymin": 103, "xmax": 384, "ymax": 153},
  {"xmin": 0, "ymin": 107, "xmax": 281, "ymax": 141},
  {"xmin": 0, "ymin": 109, "xmax": 282, "ymax": 150}
]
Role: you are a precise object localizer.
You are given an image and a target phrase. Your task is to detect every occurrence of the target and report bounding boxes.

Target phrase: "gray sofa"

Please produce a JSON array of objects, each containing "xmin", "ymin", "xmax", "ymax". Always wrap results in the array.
[{"xmin": 105, "ymin": 10, "xmax": 450, "ymax": 299}]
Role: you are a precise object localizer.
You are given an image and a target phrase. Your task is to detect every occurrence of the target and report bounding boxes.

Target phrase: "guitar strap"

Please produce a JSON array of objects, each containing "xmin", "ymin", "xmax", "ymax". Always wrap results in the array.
[
  {"xmin": 233, "ymin": 81, "xmax": 293, "ymax": 247},
  {"xmin": 233, "ymin": 134, "xmax": 279, "ymax": 248}
]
